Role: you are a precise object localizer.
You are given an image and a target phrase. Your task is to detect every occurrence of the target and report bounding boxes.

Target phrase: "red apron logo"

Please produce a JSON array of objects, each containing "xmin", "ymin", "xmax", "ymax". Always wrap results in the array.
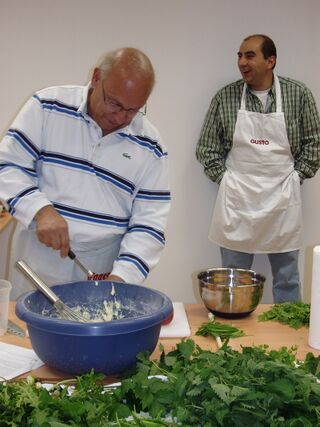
[
  {"xmin": 89, "ymin": 272, "xmax": 110, "ymax": 281},
  {"xmin": 250, "ymin": 139, "xmax": 269, "ymax": 145}
]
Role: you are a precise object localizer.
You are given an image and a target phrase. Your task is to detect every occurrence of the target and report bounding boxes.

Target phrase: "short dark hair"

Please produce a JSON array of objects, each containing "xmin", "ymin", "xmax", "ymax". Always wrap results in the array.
[{"xmin": 244, "ymin": 34, "xmax": 277, "ymax": 67}]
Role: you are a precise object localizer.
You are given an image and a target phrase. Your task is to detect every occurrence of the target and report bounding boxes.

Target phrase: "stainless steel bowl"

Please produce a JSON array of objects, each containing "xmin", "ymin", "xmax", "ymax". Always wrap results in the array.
[{"xmin": 198, "ymin": 268, "xmax": 265, "ymax": 318}]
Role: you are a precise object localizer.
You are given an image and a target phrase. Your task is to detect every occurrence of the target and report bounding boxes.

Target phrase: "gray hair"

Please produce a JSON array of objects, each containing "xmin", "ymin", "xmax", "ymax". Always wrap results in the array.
[{"xmin": 97, "ymin": 47, "xmax": 155, "ymax": 90}]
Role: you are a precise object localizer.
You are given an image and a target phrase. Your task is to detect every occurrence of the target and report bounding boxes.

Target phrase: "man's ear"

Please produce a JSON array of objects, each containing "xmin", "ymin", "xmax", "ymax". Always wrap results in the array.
[
  {"xmin": 267, "ymin": 55, "xmax": 276, "ymax": 70},
  {"xmin": 91, "ymin": 68, "xmax": 102, "ymax": 87}
]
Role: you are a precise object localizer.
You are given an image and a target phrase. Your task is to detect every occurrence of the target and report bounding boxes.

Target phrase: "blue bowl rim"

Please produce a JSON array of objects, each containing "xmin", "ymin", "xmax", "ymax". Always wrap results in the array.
[{"xmin": 15, "ymin": 280, "xmax": 173, "ymax": 336}]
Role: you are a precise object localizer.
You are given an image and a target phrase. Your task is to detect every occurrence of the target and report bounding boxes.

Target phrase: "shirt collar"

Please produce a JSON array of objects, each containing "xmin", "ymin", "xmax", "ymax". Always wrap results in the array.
[
  {"xmin": 77, "ymin": 83, "xmax": 91, "ymax": 117},
  {"xmin": 245, "ymin": 78, "xmax": 276, "ymax": 109}
]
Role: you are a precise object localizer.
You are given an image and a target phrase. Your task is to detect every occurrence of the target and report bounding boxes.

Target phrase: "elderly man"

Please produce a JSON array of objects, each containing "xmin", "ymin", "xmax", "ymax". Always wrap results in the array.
[
  {"xmin": 0, "ymin": 47, "xmax": 170, "ymax": 299},
  {"xmin": 196, "ymin": 34, "xmax": 320, "ymax": 303}
]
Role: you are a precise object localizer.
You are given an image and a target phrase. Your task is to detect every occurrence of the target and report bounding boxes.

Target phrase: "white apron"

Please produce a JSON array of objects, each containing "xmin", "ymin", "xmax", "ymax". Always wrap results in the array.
[
  {"xmin": 9, "ymin": 222, "xmax": 122, "ymax": 300},
  {"xmin": 209, "ymin": 75, "xmax": 302, "ymax": 254}
]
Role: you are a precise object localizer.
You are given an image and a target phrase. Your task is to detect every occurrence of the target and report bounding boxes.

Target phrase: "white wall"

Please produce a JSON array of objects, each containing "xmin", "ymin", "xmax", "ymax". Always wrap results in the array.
[{"xmin": 0, "ymin": 0, "xmax": 319, "ymax": 303}]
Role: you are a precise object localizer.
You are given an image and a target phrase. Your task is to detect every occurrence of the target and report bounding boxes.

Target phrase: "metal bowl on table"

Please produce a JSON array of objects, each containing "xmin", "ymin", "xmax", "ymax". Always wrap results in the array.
[
  {"xmin": 16, "ymin": 280, "xmax": 173, "ymax": 376},
  {"xmin": 198, "ymin": 268, "xmax": 265, "ymax": 318}
]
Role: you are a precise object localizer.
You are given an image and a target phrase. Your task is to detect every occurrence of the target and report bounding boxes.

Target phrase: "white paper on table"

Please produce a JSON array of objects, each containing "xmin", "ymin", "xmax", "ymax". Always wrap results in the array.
[
  {"xmin": 160, "ymin": 302, "xmax": 191, "ymax": 338},
  {"xmin": 0, "ymin": 342, "xmax": 44, "ymax": 380},
  {"xmin": 309, "ymin": 246, "xmax": 320, "ymax": 350}
]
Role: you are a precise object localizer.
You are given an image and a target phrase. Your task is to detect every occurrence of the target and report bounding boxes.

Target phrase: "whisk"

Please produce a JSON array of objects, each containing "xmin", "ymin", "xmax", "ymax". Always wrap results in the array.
[{"xmin": 16, "ymin": 260, "xmax": 89, "ymax": 323}]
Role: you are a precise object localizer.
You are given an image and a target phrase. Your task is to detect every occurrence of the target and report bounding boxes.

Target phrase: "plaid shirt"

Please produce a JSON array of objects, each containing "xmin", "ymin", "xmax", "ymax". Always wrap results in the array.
[{"xmin": 196, "ymin": 76, "xmax": 320, "ymax": 183}]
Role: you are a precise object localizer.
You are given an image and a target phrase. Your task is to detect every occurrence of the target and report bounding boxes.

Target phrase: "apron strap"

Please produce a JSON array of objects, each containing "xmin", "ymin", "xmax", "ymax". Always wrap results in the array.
[
  {"xmin": 274, "ymin": 74, "xmax": 282, "ymax": 113},
  {"xmin": 240, "ymin": 74, "xmax": 282, "ymax": 113}
]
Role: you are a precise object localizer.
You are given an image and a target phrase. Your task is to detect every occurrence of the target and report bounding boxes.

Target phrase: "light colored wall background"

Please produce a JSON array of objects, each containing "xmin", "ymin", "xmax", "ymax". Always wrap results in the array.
[{"xmin": 0, "ymin": 0, "xmax": 319, "ymax": 303}]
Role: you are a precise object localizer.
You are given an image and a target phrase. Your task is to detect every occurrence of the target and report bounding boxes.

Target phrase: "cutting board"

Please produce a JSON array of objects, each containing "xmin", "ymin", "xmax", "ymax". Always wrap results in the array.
[{"xmin": 160, "ymin": 302, "xmax": 191, "ymax": 338}]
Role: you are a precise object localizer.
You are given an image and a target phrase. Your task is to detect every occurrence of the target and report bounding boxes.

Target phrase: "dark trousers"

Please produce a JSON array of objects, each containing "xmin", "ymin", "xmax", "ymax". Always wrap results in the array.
[{"xmin": 220, "ymin": 247, "xmax": 301, "ymax": 303}]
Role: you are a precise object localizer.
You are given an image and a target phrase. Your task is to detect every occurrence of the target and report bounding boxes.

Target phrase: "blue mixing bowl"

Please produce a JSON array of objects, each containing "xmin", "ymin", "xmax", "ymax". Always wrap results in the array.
[{"xmin": 16, "ymin": 280, "xmax": 173, "ymax": 375}]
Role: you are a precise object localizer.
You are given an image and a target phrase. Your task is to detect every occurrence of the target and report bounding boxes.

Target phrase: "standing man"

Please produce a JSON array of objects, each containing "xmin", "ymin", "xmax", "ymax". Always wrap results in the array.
[
  {"xmin": 0, "ymin": 47, "xmax": 171, "ymax": 299},
  {"xmin": 196, "ymin": 34, "xmax": 320, "ymax": 303}
]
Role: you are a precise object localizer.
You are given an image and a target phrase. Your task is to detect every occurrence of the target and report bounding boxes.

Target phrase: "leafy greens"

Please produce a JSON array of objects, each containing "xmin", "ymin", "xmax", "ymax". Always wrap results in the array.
[
  {"xmin": 1, "ymin": 339, "xmax": 320, "ymax": 426},
  {"xmin": 258, "ymin": 301, "xmax": 310, "ymax": 329},
  {"xmin": 195, "ymin": 319, "xmax": 246, "ymax": 346}
]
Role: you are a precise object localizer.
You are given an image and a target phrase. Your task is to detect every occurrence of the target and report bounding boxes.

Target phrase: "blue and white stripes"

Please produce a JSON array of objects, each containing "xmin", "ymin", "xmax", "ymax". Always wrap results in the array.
[
  {"xmin": 53, "ymin": 202, "xmax": 130, "ymax": 228},
  {"xmin": 38, "ymin": 151, "xmax": 135, "ymax": 195},
  {"xmin": 0, "ymin": 84, "xmax": 170, "ymax": 284},
  {"xmin": 33, "ymin": 95, "xmax": 84, "ymax": 120},
  {"xmin": 136, "ymin": 188, "xmax": 171, "ymax": 202},
  {"xmin": 118, "ymin": 132, "xmax": 168, "ymax": 159},
  {"xmin": 7, "ymin": 186, "xmax": 38, "ymax": 215},
  {"xmin": 116, "ymin": 252, "xmax": 150, "ymax": 278},
  {"xmin": 39, "ymin": 151, "xmax": 95, "ymax": 173},
  {"xmin": 93, "ymin": 164, "xmax": 135, "ymax": 194},
  {"xmin": 6, "ymin": 128, "xmax": 137, "ymax": 195},
  {"xmin": 0, "ymin": 162, "xmax": 36, "ymax": 178},
  {"xmin": 127, "ymin": 224, "xmax": 165, "ymax": 245},
  {"xmin": 7, "ymin": 129, "xmax": 40, "ymax": 159}
]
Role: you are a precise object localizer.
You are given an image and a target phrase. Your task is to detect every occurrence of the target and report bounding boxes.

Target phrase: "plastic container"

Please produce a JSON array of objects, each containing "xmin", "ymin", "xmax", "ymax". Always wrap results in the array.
[
  {"xmin": 16, "ymin": 280, "xmax": 173, "ymax": 375},
  {"xmin": 0, "ymin": 280, "xmax": 12, "ymax": 336}
]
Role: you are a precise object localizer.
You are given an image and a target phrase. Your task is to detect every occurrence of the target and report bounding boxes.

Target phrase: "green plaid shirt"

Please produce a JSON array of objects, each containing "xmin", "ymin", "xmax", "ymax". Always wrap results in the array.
[{"xmin": 196, "ymin": 76, "xmax": 320, "ymax": 183}]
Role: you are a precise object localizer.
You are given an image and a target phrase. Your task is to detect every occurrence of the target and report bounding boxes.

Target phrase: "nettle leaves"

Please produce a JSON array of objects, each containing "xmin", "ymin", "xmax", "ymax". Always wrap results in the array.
[
  {"xmin": 258, "ymin": 302, "xmax": 311, "ymax": 329},
  {"xmin": 1, "ymin": 339, "xmax": 320, "ymax": 426}
]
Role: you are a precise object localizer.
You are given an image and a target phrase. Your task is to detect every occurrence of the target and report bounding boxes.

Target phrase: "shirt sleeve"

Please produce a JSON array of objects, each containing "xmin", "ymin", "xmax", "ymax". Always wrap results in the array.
[
  {"xmin": 293, "ymin": 88, "xmax": 320, "ymax": 181},
  {"xmin": 110, "ymin": 154, "xmax": 171, "ymax": 284},
  {"xmin": 0, "ymin": 96, "xmax": 52, "ymax": 227},
  {"xmin": 196, "ymin": 92, "xmax": 228, "ymax": 184}
]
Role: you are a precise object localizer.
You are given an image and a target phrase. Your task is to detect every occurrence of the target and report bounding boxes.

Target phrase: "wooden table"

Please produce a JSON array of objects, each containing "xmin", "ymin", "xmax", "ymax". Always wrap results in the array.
[{"xmin": 2, "ymin": 302, "xmax": 319, "ymax": 382}]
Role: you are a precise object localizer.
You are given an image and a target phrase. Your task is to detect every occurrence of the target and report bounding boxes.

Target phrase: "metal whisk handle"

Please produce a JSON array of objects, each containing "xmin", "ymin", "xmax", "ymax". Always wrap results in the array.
[
  {"xmin": 16, "ymin": 260, "xmax": 59, "ymax": 304},
  {"xmin": 68, "ymin": 249, "xmax": 94, "ymax": 277}
]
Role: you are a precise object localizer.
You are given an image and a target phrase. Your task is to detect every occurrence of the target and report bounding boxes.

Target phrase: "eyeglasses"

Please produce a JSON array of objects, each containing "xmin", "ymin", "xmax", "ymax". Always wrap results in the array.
[{"xmin": 101, "ymin": 83, "xmax": 146, "ymax": 116}]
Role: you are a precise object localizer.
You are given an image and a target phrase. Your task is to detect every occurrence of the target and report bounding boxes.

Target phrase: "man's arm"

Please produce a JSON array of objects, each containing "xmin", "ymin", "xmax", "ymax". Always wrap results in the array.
[
  {"xmin": 0, "ymin": 96, "xmax": 71, "ymax": 257},
  {"xmin": 110, "ymin": 155, "xmax": 170, "ymax": 284},
  {"xmin": 294, "ymin": 88, "xmax": 320, "ymax": 181},
  {"xmin": 196, "ymin": 93, "xmax": 227, "ymax": 184},
  {"xmin": 0, "ymin": 96, "xmax": 53, "ymax": 226}
]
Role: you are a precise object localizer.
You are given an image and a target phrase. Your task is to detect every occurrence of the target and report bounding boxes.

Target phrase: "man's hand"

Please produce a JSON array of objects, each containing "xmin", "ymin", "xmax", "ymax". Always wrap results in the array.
[{"xmin": 34, "ymin": 205, "xmax": 69, "ymax": 257}]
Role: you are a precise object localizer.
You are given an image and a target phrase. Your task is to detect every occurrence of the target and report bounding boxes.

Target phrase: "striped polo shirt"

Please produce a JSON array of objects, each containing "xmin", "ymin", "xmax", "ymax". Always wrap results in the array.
[{"xmin": 0, "ymin": 84, "xmax": 171, "ymax": 283}]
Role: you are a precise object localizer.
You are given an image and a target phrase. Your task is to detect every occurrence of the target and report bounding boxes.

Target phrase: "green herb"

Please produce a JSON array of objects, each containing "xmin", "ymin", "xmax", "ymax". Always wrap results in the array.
[
  {"xmin": 1, "ymin": 341, "xmax": 320, "ymax": 426},
  {"xmin": 258, "ymin": 301, "xmax": 310, "ymax": 329},
  {"xmin": 121, "ymin": 341, "xmax": 320, "ymax": 426},
  {"xmin": 195, "ymin": 318, "xmax": 246, "ymax": 346}
]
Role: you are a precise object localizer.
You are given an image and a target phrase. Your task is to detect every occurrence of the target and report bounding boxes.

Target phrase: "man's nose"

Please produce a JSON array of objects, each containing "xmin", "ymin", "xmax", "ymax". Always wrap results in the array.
[
  {"xmin": 238, "ymin": 56, "xmax": 246, "ymax": 67},
  {"xmin": 113, "ymin": 109, "xmax": 131, "ymax": 124}
]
